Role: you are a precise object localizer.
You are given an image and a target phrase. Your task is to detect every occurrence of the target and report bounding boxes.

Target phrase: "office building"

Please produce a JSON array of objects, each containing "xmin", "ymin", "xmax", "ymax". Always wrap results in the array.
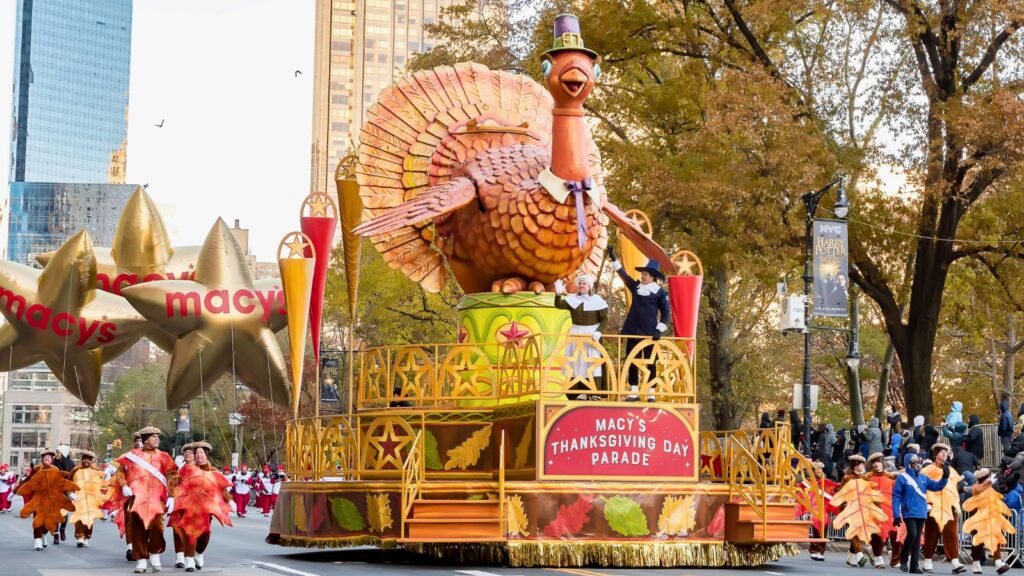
[{"xmin": 310, "ymin": 0, "xmax": 451, "ymax": 194}]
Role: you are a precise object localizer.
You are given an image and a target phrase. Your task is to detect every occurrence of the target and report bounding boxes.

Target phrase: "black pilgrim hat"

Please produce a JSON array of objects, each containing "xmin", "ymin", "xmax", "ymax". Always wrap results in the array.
[{"xmin": 635, "ymin": 259, "xmax": 666, "ymax": 281}]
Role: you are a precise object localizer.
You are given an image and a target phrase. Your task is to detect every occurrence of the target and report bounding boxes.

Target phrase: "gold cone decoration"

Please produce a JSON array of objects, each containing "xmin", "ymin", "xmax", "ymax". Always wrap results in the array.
[
  {"xmin": 336, "ymin": 155, "xmax": 362, "ymax": 320},
  {"xmin": 121, "ymin": 219, "xmax": 291, "ymax": 408},
  {"xmin": 278, "ymin": 232, "xmax": 316, "ymax": 417},
  {"xmin": 0, "ymin": 231, "xmax": 149, "ymax": 405},
  {"xmin": 616, "ymin": 209, "xmax": 653, "ymax": 307}
]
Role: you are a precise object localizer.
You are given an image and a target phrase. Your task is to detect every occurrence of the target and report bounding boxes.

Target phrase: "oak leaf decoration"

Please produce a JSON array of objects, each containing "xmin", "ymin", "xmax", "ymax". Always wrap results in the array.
[
  {"xmin": 962, "ymin": 488, "xmax": 1016, "ymax": 552},
  {"xmin": 924, "ymin": 465, "xmax": 962, "ymax": 528},
  {"xmin": 444, "ymin": 425, "xmax": 492, "ymax": 470},
  {"xmin": 542, "ymin": 494, "xmax": 593, "ymax": 538},
  {"xmin": 657, "ymin": 495, "xmax": 696, "ymax": 536},
  {"xmin": 68, "ymin": 468, "xmax": 110, "ymax": 529},
  {"xmin": 507, "ymin": 495, "xmax": 529, "ymax": 537},
  {"xmin": 168, "ymin": 466, "xmax": 233, "ymax": 544},
  {"xmin": 831, "ymin": 478, "xmax": 888, "ymax": 543},
  {"xmin": 366, "ymin": 493, "xmax": 393, "ymax": 534},
  {"xmin": 514, "ymin": 417, "xmax": 534, "ymax": 469},
  {"xmin": 16, "ymin": 467, "xmax": 79, "ymax": 532}
]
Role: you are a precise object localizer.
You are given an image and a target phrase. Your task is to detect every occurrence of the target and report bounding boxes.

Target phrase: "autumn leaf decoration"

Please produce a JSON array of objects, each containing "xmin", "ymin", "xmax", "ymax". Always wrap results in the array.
[
  {"xmin": 542, "ymin": 494, "xmax": 593, "ymax": 538},
  {"xmin": 831, "ymin": 478, "xmax": 888, "ymax": 543},
  {"xmin": 444, "ymin": 425, "xmax": 492, "ymax": 470},
  {"xmin": 366, "ymin": 493, "xmax": 393, "ymax": 534},
  {"xmin": 604, "ymin": 496, "xmax": 650, "ymax": 537},
  {"xmin": 293, "ymin": 494, "xmax": 308, "ymax": 534},
  {"xmin": 657, "ymin": 495, "xmax": 696, "ymax": 536},
  {"xmin": 424, "ymin": 430, "xmax": 443, "ymax": 471},
  {"xmin": 507, "ymin": 494, "xmax": 529, "ymax": 537},
  {"xmin": 16, "ymin": 468, "xmax": 79, "ymax": 532},
  {"xmin": 927, "ymin": 467, "xmax": 963, "ymax": 528},
  {"xmin": 330, "ymin": 496, "xmax": 366, "ymax": 531},
  {"xmin": 68, "ymin": 468, "xmax": 110, "ymax": 529},
  {"xmin": 963, "ymin": 487, "xmax": 1016, "ymax": 552},
  {"xmin": 168, "ymin": 467, "xmax": 233, "ymax": 544},
  {"xmin": 514, "ymin": 417, "xmax": 534, "ymax": 469}
]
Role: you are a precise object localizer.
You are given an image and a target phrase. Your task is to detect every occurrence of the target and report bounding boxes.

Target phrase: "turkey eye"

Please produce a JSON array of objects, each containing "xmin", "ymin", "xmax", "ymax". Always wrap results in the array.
[
  {"xmin": 593, "ymin": 63, "xmax": 602, "ymax": 79},
  {"xmin": 541, "ymin": 60, "xmax": 553, "ymax": 77}
]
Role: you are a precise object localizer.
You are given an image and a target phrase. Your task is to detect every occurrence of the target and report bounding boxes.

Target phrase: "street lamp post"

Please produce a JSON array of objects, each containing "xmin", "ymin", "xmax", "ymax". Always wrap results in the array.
[{"xmin": 800, "ymin": 177, "xmax": 847, "ymax": 456}]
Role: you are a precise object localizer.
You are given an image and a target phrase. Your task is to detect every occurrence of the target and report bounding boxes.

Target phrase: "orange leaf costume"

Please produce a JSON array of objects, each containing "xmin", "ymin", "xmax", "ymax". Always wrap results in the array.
[
  {"xmin": 831, "ymin": 478, "xmax": 888, "ymax": 543},
  {"xmin": 16, "ymin": 465, "xmax": 78, "ymax": 532},
  {"xmin": 168, "ymin": 464, "xmax": 233, "ymax": 544},
  {"xmin": 797, "ymin": 477, "xmax": 838, "ymax": 533},
  {"xmin": 867, "ymin": 471, "xmax": 896, "ymax": 535},
  {"xmin": 962, "ymin": 484, "xmax": 1016, "ymax": 552},
  {"xmin": 115, "ymin": 448, "xmax": 177, "ymax": 529}
]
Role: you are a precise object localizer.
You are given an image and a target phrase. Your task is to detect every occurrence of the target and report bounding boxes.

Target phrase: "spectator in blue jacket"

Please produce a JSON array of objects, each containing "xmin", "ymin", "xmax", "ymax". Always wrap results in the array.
[
  {"xmin": 998, "ymin": 400, "xmax": 1014, "ymax": 454},
  {"xmin": 893, "ymin": 453, "xmax": 950, "ymax": 574}
]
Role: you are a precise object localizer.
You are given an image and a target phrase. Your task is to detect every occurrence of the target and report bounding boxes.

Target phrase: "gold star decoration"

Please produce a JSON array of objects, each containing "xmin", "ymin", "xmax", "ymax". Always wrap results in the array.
[
  {"xmin": 280, "ymin": 232, "xmax": 310, "ymax": 259},
  {"xmin": 0, "ymin": 231, "xmax": 148, "ymax": 405},
  {"xmin": 303, "ymin": 192, "xmax": 336, "ymax": 219},
  {"xmin": 121, "ymin": 219, "xmax": 291, "ymax": 408},
  {"xmin": 672, "ymin": 250, "xmax": 703, "ymax": 276}
]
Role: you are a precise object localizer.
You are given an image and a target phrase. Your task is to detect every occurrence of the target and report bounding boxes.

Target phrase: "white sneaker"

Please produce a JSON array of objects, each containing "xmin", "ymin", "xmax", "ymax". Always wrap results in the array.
[
  {"xmin": 848, "ymin": 553, "xmax": 858, "ymax": 566},
  {"xmin": 875, "ymin": 556, "xmax": 884, "ymax": 569},
  {"xmin": 175, "ymin": 552, "xmax": 185, "ymax": 568},
  {"xmin": 195, "ymin": 552, "xmax": 204, "ymax": 570},
  {"xmin": 83, "ymin": 539, "xmax": 89, "ymax": 548},
  {"xmin": 972, "ymin": 560, "xmax": 982, "ymax": 574},
  {"xmin": 33, "ymin": 538, "xmax": 42, "ymax": 551},
  {"xmin": 953, "ymin": 559, "xmax": 967, "ymax": 574},
  {"xmin": 923, "ymin": 558, "xmax": 934, "ymax": 572},
  {"xmin": 134, "ymin": 559, "xmax": 148, "ymax": 573},
  {"xmin": 76, "ymin": 538, "xmax": 85, "ymax": 548},
  {"xmin": 149, "ymin": 554, "xmax": 162, "ymax": 572},
  {"xmin": 996, "ymin": 560, "xmax": 1010, "ymax": 574},
  {"xmin": 185, "ymin": 557, "xmax": 195, "ymax": 573}
]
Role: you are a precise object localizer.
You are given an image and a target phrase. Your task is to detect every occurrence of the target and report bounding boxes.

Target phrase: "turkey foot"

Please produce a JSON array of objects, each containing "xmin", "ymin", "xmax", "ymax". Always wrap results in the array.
[{"xmin": 491, "ymin": 277, "xmax": 545, "ymax": 294}]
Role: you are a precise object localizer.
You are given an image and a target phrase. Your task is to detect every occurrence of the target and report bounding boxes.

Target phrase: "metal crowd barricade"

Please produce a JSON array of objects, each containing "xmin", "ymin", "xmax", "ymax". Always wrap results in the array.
[{"xmin": 956, "ymin": 508, "xmax": 1022, "ymax": 567}]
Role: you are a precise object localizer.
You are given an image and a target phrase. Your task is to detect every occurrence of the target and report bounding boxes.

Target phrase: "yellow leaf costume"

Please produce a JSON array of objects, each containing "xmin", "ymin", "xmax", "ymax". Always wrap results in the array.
[
  {"xmin": 962, "ymin": 486, "xmax": 1016, "ymax": 552},
  {"xmin": 68, "ymin": 467, "xmax": 110, "ymax": 528},
  {"xmin": 444, "ymin": 425, "xmax": 492, "ymax": 470},
  {"xmin": 831, "ymin": 478, "xmax": 888, "ymax": 543},
  {"xmin": 922, "ymin": 464, "xmax": 962, "ymax": 527}
]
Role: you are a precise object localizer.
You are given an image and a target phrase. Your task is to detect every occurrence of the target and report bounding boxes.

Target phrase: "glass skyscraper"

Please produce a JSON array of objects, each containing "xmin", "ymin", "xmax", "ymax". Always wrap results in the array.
[{"xmin": 10, "ymin": 0, "xmax": 133, "ymax": 183}]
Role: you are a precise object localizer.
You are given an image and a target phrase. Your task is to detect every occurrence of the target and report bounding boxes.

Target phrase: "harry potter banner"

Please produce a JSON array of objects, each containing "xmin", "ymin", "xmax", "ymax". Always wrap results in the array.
[{"xmin": 812, "ymin": 219, "xmax": 849, "ymax": 317}]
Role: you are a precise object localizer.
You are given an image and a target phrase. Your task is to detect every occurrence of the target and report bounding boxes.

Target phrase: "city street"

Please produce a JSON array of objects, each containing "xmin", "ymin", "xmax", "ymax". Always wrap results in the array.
[{"xmin": 0, "ymin": 501, "xmax": 992, "ymax": 576}]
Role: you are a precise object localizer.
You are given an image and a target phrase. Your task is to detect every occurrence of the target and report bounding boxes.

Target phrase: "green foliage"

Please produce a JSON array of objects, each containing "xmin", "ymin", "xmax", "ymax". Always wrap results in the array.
[
  {"xmin": 424, "ymin": 430, "xmax": 443, "ymax": 471},
  {"xmin": 603, "ymin": 496, "xmax": 650, "ymax": 537},
  {"xmin": 329, "ymin": 496, "xmax": 366, "ymax": 531}
]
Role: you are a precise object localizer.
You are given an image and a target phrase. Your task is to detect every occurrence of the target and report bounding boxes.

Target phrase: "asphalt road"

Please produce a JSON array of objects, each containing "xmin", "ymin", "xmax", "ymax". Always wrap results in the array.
[{"xmin": 0, "ymin": 501, "xmax": 1003, "ymax": 575}]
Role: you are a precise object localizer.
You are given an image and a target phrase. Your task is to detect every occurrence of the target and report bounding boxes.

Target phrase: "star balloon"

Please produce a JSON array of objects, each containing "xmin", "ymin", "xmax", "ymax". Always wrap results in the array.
[
  {"xmin": 121, "ymin": 219, "xmax": 291, "ymax": 408},
  {"xmin": 0, "ymin": 231, "xmax": 149, "ymax": 405}
]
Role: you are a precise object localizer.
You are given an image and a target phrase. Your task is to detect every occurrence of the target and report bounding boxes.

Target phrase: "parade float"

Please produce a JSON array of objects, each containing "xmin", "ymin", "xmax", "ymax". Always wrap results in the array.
[{"xmin": 265, "ymin": 14, "xmax": 826, "ymax": 568}]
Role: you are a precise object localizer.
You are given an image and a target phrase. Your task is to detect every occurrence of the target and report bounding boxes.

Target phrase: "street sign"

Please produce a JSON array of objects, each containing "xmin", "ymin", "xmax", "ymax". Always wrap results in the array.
[{"xmin": 228, "ymin": 412, "xmax": 244, "ymax": 426}]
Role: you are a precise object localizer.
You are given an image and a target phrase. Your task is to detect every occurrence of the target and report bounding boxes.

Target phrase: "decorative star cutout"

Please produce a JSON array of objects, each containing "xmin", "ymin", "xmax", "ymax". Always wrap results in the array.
[
  {"xmin": 366, "ymin": 419, "xmax": 412, "ymax": 470},
  {"xmin": 304, "ymin": 193, "xmax": 335, "ymax": 218},
  {"xmin": 279, "ymin": 232, "xmax": 311, "ymax": 259},
  {"xmin": 673, "ymin": 250, "xmax": 702, "ymax": 277},
  {"xmin": 0, "ymin": 231, "xmax": 148, "ymax": 405},
  {"xmin": 121, "ymin": 219, "xmax": 291, "ymax": 408}
]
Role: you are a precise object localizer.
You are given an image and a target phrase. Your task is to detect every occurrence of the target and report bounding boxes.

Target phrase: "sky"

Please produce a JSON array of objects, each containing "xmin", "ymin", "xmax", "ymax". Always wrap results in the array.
[{"xmin": 0, "ymin": 0, "xmax": 315, "ymax": 261}]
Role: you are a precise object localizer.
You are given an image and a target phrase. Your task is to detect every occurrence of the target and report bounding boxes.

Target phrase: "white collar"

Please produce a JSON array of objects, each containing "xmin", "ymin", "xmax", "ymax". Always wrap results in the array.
[
  {"xmin": 538, "ymin": 167, "xmax": 602, "ymax": 206},
  {"xmin": 637, "ymin": 282, "xmax": 661, "ymax": 296},
  {"xmin": 565, "ymin": 293, "xmax": 607, "ymax": 311}
]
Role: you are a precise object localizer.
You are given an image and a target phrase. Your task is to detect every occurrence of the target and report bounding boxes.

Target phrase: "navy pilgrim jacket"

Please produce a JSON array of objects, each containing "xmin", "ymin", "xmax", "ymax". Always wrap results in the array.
[{"xmin": 615, "ymin": 265, "xmax": 671, "ymax": 337}]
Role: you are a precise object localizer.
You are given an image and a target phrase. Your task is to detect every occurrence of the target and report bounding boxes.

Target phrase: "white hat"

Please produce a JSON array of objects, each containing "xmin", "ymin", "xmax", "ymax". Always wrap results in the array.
[
  {"xmin": 913, "ymin": 415, "xmax": 925, "ymax": 427},
  {"xmin": 57, "ymin": 445, "xmax": 70, "ymax": 457},
  {"xmin": 575, "ymin": 274, "xmax": 596, "ymax": 287}
]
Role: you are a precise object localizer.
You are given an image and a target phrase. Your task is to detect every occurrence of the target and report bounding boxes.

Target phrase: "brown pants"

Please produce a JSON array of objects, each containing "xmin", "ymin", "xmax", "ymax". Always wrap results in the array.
[
  {"xmin": 849, "ymin": 537, "xmax": 864, "ymax": 553},
  {"xmin": 971, "ymin": 544, "xmax": 1000, "ymax": 562},
  {"xmin": 870, "ymin": 531, "xmax": 899, "ymax": 557},
  {"xmin": 74, "ymin": 522, "xmax": 93, "ymax": 539},
  {"xmin": 128, "ymin": 512, "xmax": 165, "ymax": 559},
  {"xmin": 923, "ymin": 517, "xmax": 958, "ymax": 561},
  {"xmin": 123, "ymin": 498, "xmax": 133, "ymax": 543},
  {"xmin": 810, "ymin": 526, "xmax": 827, "ymax": 554},
  {"xmin": 172, "ymin": 527, "xmax": 210, "ymax": 556},
  {"xmin": 32, "ymin": 526, "xmax": 56, "ymax": 538}
]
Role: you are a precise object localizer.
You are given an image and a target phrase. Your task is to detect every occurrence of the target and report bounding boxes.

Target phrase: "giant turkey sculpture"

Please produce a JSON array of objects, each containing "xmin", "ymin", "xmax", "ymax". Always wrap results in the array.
[{"xmin": 354, "ymin": 14, "xmax": 674, "ymax": 294}]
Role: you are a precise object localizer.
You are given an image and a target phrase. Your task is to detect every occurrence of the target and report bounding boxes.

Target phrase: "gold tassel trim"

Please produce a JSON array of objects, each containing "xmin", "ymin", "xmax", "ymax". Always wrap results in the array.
[
  {"xmin": 403, "ymin": 541, "xmax": 799, "ymax": 567},
  {"xmin": 268, "ymin": 533, "xmax": 399, "ymax": 550}
]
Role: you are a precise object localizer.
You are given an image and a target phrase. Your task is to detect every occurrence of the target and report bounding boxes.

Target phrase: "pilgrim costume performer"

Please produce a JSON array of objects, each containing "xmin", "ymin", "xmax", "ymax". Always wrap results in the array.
[
  {"xmin": 607, "ymin": 246, "xmax": 670, "ymax": 400},
  {"xmin": 116, "ymin": 426, "xmax": 178, "ymax": 573},
  {"xmin": 554, "ymin": 273, "xmax": 608, "ymax": 399},
  {"xmin": 921, "ymin": 443, "xmax": 967, "ymax": 574}
]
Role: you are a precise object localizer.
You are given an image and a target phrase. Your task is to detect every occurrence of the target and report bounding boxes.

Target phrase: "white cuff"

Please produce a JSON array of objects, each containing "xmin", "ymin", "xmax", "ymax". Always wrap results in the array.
[
  {"xmin": 612, "ymin": 261, "xmax": 622, "ymax": 271},
  {"xmin": 656, "ymin": 322, "xmax": 667, "ymax": 333}
]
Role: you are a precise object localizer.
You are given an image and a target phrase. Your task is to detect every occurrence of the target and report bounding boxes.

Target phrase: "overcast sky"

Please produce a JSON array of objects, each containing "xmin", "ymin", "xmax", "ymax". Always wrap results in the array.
[{"xmin": 0, "ymin": 0, "xmax": 315, "ymax": 261}]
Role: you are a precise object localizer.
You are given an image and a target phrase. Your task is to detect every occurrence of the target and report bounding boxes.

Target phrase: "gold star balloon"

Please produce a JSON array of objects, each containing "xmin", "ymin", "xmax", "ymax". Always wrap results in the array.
[
  {"xmin": 0, "ymin": 231, "xmax": 149, "ymax": 405},
  {"xmin": 121, "ymin": 219, "xmax": 291, "ymax": 408}
]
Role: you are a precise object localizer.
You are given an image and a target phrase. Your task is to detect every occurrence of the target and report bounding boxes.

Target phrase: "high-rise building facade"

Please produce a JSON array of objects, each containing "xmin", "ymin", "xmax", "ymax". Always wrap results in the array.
[
  {"xmin": 310, "ymin": 0, "xmax": 450, "ymax": 194},
  {"xmin": 10, "ymin": 0, "xmax": 133, "ymax": 184}
]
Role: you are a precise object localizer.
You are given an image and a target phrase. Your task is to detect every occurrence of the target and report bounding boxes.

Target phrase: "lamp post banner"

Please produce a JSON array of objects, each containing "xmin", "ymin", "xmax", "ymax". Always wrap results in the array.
[{"xmin": 812, "ymin": 218, "xmax": 849, "ymax": 317}]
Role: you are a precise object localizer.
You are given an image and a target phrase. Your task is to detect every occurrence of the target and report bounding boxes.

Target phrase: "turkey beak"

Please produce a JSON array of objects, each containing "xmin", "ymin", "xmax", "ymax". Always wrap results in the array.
[{"xmin": 560, "ymin": 67, "xmax": 589, "ymax": 98}]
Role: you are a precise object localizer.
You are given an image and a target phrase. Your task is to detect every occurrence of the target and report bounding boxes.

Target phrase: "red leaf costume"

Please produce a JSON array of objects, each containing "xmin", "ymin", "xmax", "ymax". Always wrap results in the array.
[
  {"xmin": 797, "ymin": 477, "xmax": 839, "ymax": 533},
  {"xmin": 16, "ymin": 465, "xmax": 78, "ymax": 532},
  {"xmin": 115, "ymin": 447, "xmax": 177, "ymax": 529},
  {"xmin": 867, "ymin": 470, "xmax": 897, "ymax": 535},
  {"xmin": 169, "ymin": 464, "xmax": 233, "ymax": 544}
]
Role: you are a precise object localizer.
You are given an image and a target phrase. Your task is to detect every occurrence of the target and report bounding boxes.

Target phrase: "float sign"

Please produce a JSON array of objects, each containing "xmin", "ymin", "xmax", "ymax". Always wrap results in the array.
[{"xmin": 541, "ymin": 404, "xmax": 698, "ymax": 481}]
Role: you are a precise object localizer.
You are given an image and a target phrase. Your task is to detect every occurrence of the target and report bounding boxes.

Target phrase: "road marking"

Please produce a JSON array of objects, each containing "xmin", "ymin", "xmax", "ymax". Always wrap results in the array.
[
  {"xmin": 458, "ymin": 570, "xmax": 524, "ymax": 576},
  {"xmin": 253, "ymin": 561, "xmax": 322, "ymax": 576},
  {"xmin": 763, "ymin": 571, "xmax": 785, "ymax": 575},
  {"xmin": 544, "ymin": 569, "xmax": 608, "ymax": 576}
]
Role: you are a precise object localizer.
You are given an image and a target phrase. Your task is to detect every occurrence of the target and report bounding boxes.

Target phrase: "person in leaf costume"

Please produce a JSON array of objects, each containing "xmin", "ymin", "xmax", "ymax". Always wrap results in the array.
[
  {"xmin": 169, "ymin": 441, "xmax": 233, "ymax": 573},
  {"xmin": 116, "ymin": 426, "xmax": 178, "ymax": 574},
  {"xmin": 838, "ymin": 454, "xmax": 871, "ymax": 567},
  {"xmin": 962, "ymin": 469, "xmax": 1012, "ymax": 575},
  {"xmin": 104, "ymin": 431, "xmax": 143, "ymax": 562},
  {"xmin": 68, "ymin": 450, "xmax": 108, "ymax": 548},
  {"xmin": 171, "ymin": 443, "xmax": 197, "ymax": 569},
  {"xmin": 801, "ymin": 460, "xmax": 838, "ymax": 561},
  {"xmin": 921, "ymin": 443, "xmax": 967, "ymax": 574},
  {"xmin": 893, "ymin": 452, "xmax": 950, "ymax": 574},
  {"xmin": 16, "ymin": 448, "xmax": 78, "ymax": 551},
  {"xmin": 866, "ymin": 452, "xmax": 899, "ymax": 568}
]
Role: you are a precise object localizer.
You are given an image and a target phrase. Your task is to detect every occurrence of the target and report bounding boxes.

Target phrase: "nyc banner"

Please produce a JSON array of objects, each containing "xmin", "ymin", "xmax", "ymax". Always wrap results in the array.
[{"xmin": 812, "ymin": 218, "xmax": 849, "ymax": 317}]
